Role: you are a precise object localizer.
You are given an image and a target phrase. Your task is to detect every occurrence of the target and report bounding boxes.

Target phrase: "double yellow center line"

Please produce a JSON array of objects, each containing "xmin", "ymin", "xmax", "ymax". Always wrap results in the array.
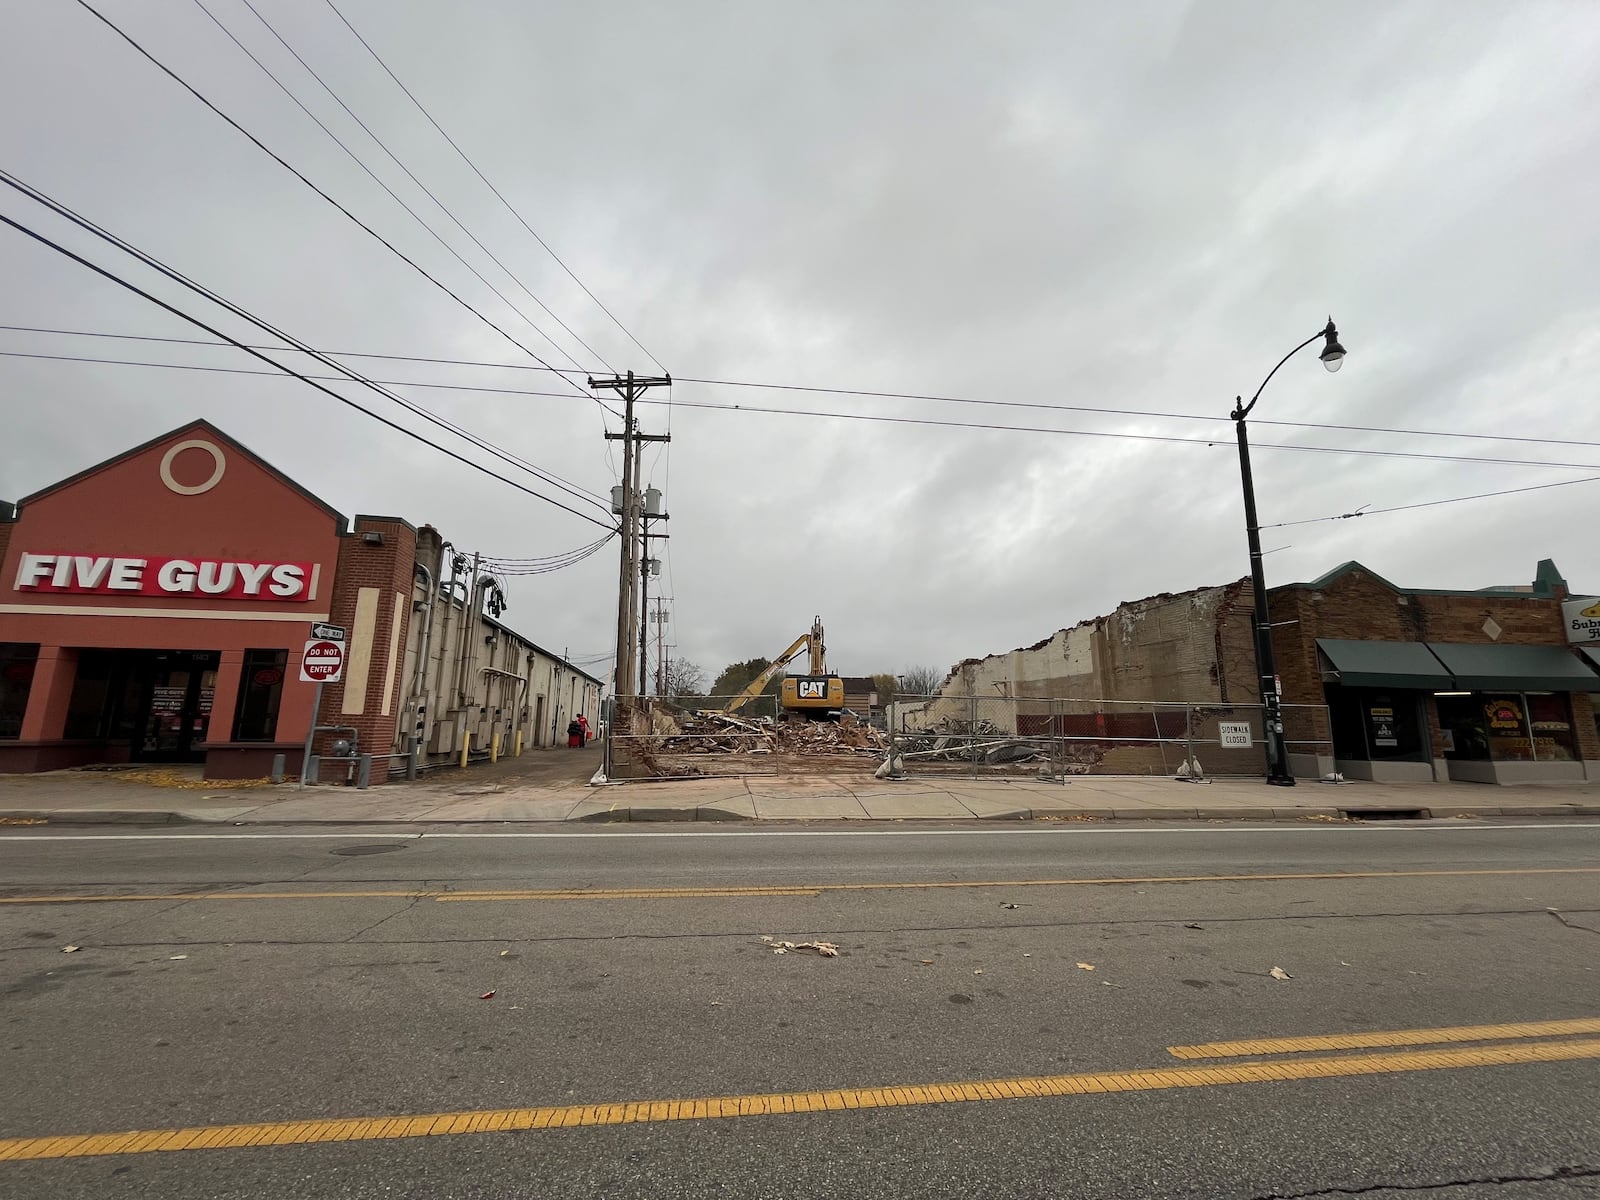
[{"xmin": 3, "ymin": 1016, "xmax": 1598, "ymax": 1162}]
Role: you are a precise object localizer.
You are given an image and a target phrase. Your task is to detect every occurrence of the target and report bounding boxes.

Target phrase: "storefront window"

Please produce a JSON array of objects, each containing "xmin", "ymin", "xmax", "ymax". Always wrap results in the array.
[
  {"xmin": 232, "ymin": 650, "xmax": 288, "ymax": 741},
  {"xmin": 64, "ymin": 650, "xmax": 119, "ymax": 740},
  {"xmin": 1327, "ymin": 686, "xmax": 1427, "ymax": 761},
  {"xmin": 1437, "ymin": 692, "xmax": 1577, "ymax": 763},
  {"xmin": 1526, "ymin": 693, "xmax": 1578, "ymax": 762},
  {"xmin": 0, "ymin": 644, "xmax": 38, "ymax": 739}
]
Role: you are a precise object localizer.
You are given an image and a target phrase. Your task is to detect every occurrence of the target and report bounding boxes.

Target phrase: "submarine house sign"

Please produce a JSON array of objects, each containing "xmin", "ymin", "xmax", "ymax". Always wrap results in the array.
[{"xmin": 13, "ymin": 553, "xmax": 315, "ymax": 602}]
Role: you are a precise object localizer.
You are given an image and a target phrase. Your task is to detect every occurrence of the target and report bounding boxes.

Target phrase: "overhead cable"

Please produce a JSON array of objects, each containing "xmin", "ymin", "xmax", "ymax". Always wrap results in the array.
[
  {"xmin": 0, "ymin": 171, "xmax": 610, "ymax": 510},
  {"xmin": 322, "ymin": 0, "xmax": 667, "ymax": 374},
  {"xmin": 0, "ymin": 204, "xmax": 615, "ymax": 530},
  {"xmin": 73, "ymin": 0, "xmax": 620, "ymax": 420},
  {"xmin": 8, "ymin": 323, "xmax": 1596, "ymax": 456}
]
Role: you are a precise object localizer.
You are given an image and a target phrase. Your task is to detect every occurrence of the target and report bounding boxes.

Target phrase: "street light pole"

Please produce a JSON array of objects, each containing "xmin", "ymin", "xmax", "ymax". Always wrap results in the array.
[{"xmin": 1232, "ymin": 319, "xmax": 1346, "ymax": 787}]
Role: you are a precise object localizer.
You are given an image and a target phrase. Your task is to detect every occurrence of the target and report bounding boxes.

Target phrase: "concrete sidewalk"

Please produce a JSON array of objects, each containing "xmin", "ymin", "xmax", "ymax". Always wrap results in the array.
[{"xmin": 2, "ymin": 762, "xmax": 1599, "ymax": 825}]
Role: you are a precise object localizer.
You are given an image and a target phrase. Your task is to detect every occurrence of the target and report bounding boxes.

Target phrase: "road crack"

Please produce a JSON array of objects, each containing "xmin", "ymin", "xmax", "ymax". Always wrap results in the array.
[
  {"xmin": 1245, "ymin": 1164, "xmax": 1600, "ymax": 1199},
  {"xmin": 1548, "ymin": 908, "xmax": 1600, "ymax": 937}
]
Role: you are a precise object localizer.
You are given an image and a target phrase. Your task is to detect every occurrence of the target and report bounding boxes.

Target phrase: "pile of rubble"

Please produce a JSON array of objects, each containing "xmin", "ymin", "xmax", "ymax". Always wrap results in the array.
[{"xmin": 616, "ymin": 706, "xmax": 889, "ymax": 776}]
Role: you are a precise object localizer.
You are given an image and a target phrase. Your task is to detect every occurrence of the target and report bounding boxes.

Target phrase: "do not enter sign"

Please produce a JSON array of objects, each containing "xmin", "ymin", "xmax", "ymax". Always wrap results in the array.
[{"xmin": 299, "ymin": 639, "xmax": 345, "ymax": 683}]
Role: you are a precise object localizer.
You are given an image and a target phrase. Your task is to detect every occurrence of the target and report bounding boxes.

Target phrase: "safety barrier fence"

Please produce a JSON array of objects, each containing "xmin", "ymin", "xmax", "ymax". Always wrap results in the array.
[{"xmin": 604, "ymin": 693, "xmax": 1332, "ymax": 782}]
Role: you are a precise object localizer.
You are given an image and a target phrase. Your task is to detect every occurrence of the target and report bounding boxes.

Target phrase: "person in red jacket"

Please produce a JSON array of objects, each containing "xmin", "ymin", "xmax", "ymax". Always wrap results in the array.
[{"xmin": 576, "ymin": 714, "xmax": 591, "ymax": 746}]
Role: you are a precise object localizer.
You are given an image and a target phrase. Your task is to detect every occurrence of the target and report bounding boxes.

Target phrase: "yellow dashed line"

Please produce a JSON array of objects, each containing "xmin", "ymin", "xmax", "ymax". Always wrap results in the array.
[
  {"xmin": 5, "ymin": 865, "xmax": 1599, "ymax": 907},
  {"xmin": 1168, "ymin": 1015, "xmax": 1600, "ymax": 1059},
  {"xmin": 4, "ymin": 1037, "xmax": 1600, "ymax": 1163}
]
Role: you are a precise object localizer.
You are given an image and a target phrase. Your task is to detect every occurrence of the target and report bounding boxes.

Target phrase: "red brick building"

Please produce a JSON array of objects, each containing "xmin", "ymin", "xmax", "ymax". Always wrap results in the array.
[{"xmin": 0, "ymin": 421, "xmax": 601, "ymax": 782}]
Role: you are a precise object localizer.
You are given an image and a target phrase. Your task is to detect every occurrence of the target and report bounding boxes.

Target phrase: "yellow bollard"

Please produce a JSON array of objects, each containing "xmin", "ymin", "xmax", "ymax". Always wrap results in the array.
[
  {"xmin": 514, "ymin": 731, "xmax": 524, "ymax": 757},
  {"xmin": 459, "ymin": 730, "xmax": 470, "ymax": 770},
  {"xmin": 491, "ymin": 732, "xmax": 501, "ymax": 764}
]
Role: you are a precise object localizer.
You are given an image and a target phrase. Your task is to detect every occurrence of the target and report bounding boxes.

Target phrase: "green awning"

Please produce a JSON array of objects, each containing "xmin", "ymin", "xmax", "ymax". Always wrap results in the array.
[
  {"xmin": 1315, "ymin": 639, "xmax": 1452, "ymax": 689},
  {"xmin": 1583, "ymin": 647, "xmax": 1600, "ymax": 673},
  {"xmin": 1426, "ymin": 642, "xmax": 1600, "ymax": 692}
]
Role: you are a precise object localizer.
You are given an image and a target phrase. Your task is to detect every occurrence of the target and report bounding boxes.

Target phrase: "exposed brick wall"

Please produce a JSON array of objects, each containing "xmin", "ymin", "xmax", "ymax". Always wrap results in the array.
[{"xmin": 317, "ymin": 517, "xmax": 416, "ymax": 785}]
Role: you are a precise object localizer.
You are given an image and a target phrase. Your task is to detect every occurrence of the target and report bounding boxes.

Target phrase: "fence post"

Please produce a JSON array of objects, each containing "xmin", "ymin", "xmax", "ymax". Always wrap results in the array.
[
  {"xmin": 969, "ymin": 693, "xmax": 980, "ymax": 775},
  {"xmin": 459, "ymin": 730, "xmax": 470, "ymax": 770}
]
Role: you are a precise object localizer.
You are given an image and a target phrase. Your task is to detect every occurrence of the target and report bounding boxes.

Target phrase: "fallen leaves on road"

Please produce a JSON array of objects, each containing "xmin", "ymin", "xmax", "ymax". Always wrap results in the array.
[
  {"xmin": 168, "ymin": 954, "xmax": 188, "ymax": 961},
  {"xmin": 1269, "ymin": 966, "xmax": 1292, "ymax": 981},
  {"xmin": 999, "ymin": 902, "xmax": 1022, "ymax": 910},
  {"xmin": 1076, "ymin": 962, "xmax": 1096, "ymax": 972},
  {"xmin": 61, "ymin": 945, "xmax": 79, "ymax": 954},
  {"xmin": 920, "ymin": 959, "xmax": 934, "ymax": 965},
  {"xmin": 1184, "ymin": 923, "xmax": 1204, "ymax": 931},
  {"xmin": 480, "ymin": 990, "xmax": 496, "ymax": 1000}
]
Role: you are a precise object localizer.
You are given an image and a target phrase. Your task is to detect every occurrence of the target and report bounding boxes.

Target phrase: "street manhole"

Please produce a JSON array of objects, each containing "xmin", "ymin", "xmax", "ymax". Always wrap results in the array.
[{"xmin": 330, "ymin": 843, "xmax": 407, "ymax": 857}]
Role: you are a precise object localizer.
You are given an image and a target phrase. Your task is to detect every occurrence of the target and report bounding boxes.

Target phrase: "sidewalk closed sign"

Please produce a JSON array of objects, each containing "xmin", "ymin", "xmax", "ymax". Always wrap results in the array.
[{"xmin": 1219, "ymin": 722, "xmax": 1253, "ymax": 748}]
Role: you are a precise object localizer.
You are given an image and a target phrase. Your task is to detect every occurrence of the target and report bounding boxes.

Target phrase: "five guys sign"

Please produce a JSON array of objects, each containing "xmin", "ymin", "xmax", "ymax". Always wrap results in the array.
[{"xmin": 12, "ymin": 553, "xmax": 315, "ymax": 602}]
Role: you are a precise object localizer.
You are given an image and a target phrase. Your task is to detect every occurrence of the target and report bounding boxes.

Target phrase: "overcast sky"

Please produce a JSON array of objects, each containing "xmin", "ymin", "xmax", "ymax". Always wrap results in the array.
[{"xmin": 4, "ymin": 1, "xmax": 1598, "ymax": 690}]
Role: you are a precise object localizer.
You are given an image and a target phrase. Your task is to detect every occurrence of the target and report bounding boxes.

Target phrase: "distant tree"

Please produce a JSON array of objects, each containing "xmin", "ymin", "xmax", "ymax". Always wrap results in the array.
[
  {"xmin": 710, "ymin": 657, "xmax": 780, "ymax": 701},
  {"xmin": 664, "ymin": 658, "xmax": 706, "ymax": 700},
  {"xmin": 898, "ymin": 664, "xmax": 944, "ymax": 697},
  {"xmin": 871, "ymin": 673, "xmax": 900, "ymax": 707}
]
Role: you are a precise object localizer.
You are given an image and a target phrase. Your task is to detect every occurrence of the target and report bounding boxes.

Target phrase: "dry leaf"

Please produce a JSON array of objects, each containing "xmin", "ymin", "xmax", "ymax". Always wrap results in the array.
[
  {"xmin": 499, "ymin": 950, "xmax": 510, "ymax": 957},
  {"xmin": 1269, "ymin": 966, "xmax": 1291, "ymax": 981},
  {"xmin": 168, "ymin": 954, "xmax": 188, "ymax": 961},
  {"xmin": 1022, "ymin": 953, "xmax": 1032, "ymax": 959},
  {"xmin": 1184, "ymin": 923, "xmax": 1204, "ymax": 931},
  {"xmin": 61, "ymin": 945, "xmax": 80, "ymax": 954},
  {"xmin": 480, "ymin": 990, "xmax": 497, "ymax": 1000},
  {"xmin": 1101, "ymin": 981, "xmax": 1124, "ymax": 989},
  {"xmin": 973, "ymin": 969, "xmax": 984, "ymax": 976},
  {"xmin": 1076, "ymin": 962, "xmax": 1096, "ymax": 972},
  {"xmin": 920, "ymin": 959, "xmax": 934, "ymax": 965}
]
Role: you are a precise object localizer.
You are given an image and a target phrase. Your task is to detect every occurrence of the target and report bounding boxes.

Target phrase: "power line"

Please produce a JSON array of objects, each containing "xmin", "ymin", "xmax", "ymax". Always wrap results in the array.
[
  {"xmin": 0, "ymin": 191, "xmax": 615, "ymax": 529},
  {"xmin": 1264, "ymin": 474, "xmax": 1600, "ymax": 529},
  {"xmin": 9, "ymin": 343, "xmax": 1600, "ymax": 474},
  {"xmin": 322, "ymin": 0, "xmax": 666, "ymax": 374},
  {"xmin": 73, "ymin": 0, "xmax": 620, "ymax": 420},
  {"xmin": 218, "ymin": 0, "xmax": 615, "ymax": 374},
  {"xmin": 9, "ymin": 323, "xmax": 1598, "ymax": 458},
  {"xmin": 0, "ymin": 170, "xmax": 609, "ymax": 510},
  {"xmin": 634, "ymin": 395, "xmax": 1600, "ymax": 472}
]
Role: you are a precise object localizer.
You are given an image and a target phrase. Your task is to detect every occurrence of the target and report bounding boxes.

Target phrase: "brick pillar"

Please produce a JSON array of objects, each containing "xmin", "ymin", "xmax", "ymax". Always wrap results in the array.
[
  {"xmin": 1573, "ymin": 692, "xmax": 1600, "ymax": 779},
  {"xmin": 319, "ymin": 517, "xmax": 417, "ymax": 786}
]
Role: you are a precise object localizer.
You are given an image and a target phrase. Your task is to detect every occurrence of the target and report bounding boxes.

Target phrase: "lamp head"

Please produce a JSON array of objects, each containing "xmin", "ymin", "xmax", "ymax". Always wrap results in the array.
[{"xmin": 1319, "ymin": 318, "xmax": 1346, "ymax": 373}]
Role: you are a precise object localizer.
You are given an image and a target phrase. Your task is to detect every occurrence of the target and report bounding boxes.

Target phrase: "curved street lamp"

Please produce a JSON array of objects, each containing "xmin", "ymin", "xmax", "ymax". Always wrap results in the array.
[{"xmin": 1232, "ymin": 319, "xmax": 1346, "ymax": 786}]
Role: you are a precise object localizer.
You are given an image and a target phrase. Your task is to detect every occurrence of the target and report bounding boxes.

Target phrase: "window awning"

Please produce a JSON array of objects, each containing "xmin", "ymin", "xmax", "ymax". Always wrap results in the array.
[
  {"xmin": 1315, "ymin": 639, "xmax": 1452, "ymax": 689},
  {"xmin": 1426, "ymin": 642, "xmax": 1600, "ymax": 692},
  {"xmin": 1583, "ymin": 647, "xmax": 1600, "ymax": 673}
]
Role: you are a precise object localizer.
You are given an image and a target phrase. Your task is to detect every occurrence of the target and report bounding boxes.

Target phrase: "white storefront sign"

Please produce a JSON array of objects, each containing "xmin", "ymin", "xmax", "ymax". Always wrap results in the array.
[
  {"xmin": 1564, "ymin": 596, "xmax": 1600, "ymax": 644},
  {"xmin": 12, "ymin": 552, "xmax": 313, "ymax": 602}
]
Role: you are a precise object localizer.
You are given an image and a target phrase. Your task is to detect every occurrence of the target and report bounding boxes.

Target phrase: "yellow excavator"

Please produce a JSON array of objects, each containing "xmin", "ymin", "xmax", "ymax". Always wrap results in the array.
[{"xmin": 723, "ymin": 615, "xmax": 845, "ymax": 719}]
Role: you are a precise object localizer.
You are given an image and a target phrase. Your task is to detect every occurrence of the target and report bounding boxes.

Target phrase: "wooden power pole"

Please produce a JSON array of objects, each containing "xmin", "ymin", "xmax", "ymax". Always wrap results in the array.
[{"xmin": 592, "ymin": 371, "xmax": 670, "ymax": 702}]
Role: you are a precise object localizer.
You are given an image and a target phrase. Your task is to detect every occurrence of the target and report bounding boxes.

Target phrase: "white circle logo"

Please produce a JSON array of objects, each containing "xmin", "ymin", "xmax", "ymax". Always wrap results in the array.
[{"xmin": 159, "ymin": 440, "xmax": 226, "ymax": 496}]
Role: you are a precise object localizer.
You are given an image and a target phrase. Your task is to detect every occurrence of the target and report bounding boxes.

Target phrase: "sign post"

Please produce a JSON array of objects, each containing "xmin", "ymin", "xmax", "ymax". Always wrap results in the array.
[{"xmin": 297, "ymin": 636, "xmax": 346, "ymax": 788}]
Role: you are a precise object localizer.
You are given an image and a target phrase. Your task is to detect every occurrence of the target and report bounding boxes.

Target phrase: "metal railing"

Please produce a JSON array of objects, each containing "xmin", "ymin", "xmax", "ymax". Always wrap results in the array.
[{"xmin": 603, "ymin": 692, "xmax": 1332, "ymax": 782}]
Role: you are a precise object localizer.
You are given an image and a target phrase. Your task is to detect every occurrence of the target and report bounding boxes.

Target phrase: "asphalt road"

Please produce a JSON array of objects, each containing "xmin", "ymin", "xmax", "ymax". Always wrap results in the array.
[{"xmin": 2, "ymin": 820, "xmax": 1598, "ymax": 1198}]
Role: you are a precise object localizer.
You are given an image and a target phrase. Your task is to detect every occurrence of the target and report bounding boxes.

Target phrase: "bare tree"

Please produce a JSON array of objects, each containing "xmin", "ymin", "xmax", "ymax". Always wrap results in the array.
[
  {"xmin": 897, "ymin": 664, "xmax": 945, "ymax": 697},
  {"xmin": 664, "ymin": 657, "xmax": 706, "ymax": 699}
]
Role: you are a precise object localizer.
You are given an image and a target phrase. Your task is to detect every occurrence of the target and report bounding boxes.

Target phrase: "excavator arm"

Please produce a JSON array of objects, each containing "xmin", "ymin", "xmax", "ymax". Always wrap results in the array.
[{"xmin": 723, "ymin": 634, "xmax": 813, "ymax": 714}]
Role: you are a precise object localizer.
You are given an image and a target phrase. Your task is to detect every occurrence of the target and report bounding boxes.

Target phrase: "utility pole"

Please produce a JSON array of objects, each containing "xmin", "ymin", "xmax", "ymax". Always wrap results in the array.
[
  {"xmin": 593, "ymin": 371, "xmax": 670, "ymax": 704},
  {"xmin": 640, "ymin": 498, "xmax": 669, "ymax": 696},
  {"xmin": 652, "ymin": 600, "xmax": 670, "ymax": 698}
]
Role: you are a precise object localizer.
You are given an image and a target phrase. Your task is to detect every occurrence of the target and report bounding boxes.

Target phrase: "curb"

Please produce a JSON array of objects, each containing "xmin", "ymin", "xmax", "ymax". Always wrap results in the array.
[{"xmin": 3, "ymin": 806, "xmax": 1598, "ymax": 828}]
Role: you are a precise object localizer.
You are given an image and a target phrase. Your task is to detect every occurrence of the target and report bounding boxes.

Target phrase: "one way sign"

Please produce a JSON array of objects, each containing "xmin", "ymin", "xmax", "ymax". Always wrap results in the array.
[{"xmin": 310, "ymin": 622, "xmax": 347, "ymax": 641}]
